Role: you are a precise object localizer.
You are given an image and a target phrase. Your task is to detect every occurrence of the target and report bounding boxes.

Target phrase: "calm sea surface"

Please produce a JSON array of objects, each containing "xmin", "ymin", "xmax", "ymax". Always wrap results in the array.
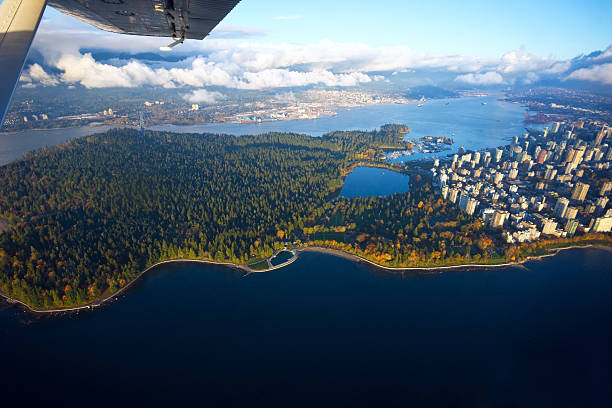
[
  {"xmin": 1, "ymin": 247, "xmax": 611, "ymax": 406},
  {"xmin": 0, "ymin": 96, "xmax": 531, "ymax": 165},
  {"xmin": 1, "ymin": 96, "xmax": 607, "ymax": 406}
]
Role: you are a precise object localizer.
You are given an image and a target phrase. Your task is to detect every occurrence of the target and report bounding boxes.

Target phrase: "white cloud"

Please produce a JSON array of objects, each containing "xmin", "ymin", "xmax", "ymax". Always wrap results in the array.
[
  {"xmin": 594, "ymin": 45, "xmax": 612, "ymax": 60},
  {"xmin": 455, "ymin": 71, "xmax": 504, "ymax": 85},
  {"xmin": 19, "ymin": 63, "xmax": 59, "ymax": 86},
  {"xmin": 36, "ymin": 53, "xmax": 373, "ymax": 89},
  {"xmin": 567, "ymin": 63, "xmax": 612, "ymax": 84},
  {"xmin": 498, "ymin": 48, "xmax": 556, "ymax": 74},
  {"xmin": 182, "ymin": 89, "xmax": 225, "ymax": 104},
  {"xmin": 273, "ymin": 15, "xmax": 303, "ymax": 21},
  {"xmin": 26, "ymin": 18, "xmax": 612, "ymax": 89}
]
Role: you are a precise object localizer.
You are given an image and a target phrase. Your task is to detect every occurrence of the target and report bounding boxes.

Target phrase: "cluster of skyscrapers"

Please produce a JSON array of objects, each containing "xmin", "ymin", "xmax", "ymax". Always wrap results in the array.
[{"xmin": 433, "ymin": 121, "xmax": 612, "ymax": 243}]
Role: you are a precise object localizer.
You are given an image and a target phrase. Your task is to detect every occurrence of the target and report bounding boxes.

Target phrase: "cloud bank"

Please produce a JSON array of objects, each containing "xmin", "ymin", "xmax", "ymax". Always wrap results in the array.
[
  {"xmin": 455, "ymin": 71, "xmax": 504, "ymax": 85},
  {"xmin": 19, "ymin": 18, "xmax": 612, "ymax": 90},
  {"xmin": 567, "ymin": 63, "xmax": 612, "ymax": 85}
]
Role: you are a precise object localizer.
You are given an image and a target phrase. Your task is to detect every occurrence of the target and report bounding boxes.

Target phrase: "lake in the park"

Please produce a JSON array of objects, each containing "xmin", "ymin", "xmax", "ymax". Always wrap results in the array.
[{"xmin": 339, "ymin": 166, "xmax": 410, "ymax": 198}]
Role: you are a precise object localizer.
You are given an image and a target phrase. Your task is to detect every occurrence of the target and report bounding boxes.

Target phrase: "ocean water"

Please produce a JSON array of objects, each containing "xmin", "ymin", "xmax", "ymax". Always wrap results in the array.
[
  {"xmin": 0, "ymin": 96, "xmax": 529, "ymax": 166},
  {"xmin": 0, "ymin": 125, "xmax": 112, "ymax": 166},
  {"xmin": 1, "ymin": 247, "xmax": 611, "ymax": 406}
]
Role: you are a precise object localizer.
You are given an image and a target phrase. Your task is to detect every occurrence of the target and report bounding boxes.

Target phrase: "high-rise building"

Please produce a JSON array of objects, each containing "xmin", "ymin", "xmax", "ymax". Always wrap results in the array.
[
  {"xmin": 564, "ymin": 219, "xmax": 579, "ymax": 237},
  {"xmin": 467, "ymin": 199, "xmax": 478, "ymax": 216},
  {"xmin": 483, "ymin": 152, "xmax": 491, "ymax": 167},
  {"xmin": 490, "ymin": 210, "xmax": 509, "ymax": 228},
  {"xmin": 595, "ymin": 126, "xmax": 607, "ymax": 146},
  {"xmin": 565, "ymin": 207, "xmax": 578, "ymax": 220},
  {"xmin": 591, "ymin": 217, "xmax": 612, "ymax": 233},
  {"xmin": 544, "ymin": 166, "xmax": 557, "ymax": 181},
  {"xmin": 508, "ymin": 168, "xmax": 519, "ymax": 179},
  {"xmin": 458, "ymin": 192, "xmax": 470, "ymax": 211},
  {"xmin": 600, "ymin": 182, "xmax": 612, "ymax": 196},
  {"xmin": 552, "ymin": 122, "xmax": 561, "ymax": 133},
  {"xmin": 553, "ymin": 197, "xmax": 569, "ymax": 219},
  {"xmin": 494, "ymin": 148, "xmax": 503, "ymax": 162},
  {"xmin": 448, "ymin": 188, "xmax": 460, "ymax": 203},
  {"xmin": 567, "ymin": 146, "xmax": 585, "ymax": 171},
  {"xmin": 596, "ymin": 196, "xmax": 609, "ymax": 211},
  {"xmin": 542, "ymin": 219, "xmax": 558, "ymax": 235},
  {"xmin": 441, "ymin": 185, "xmax": 449, "ymax": 200},
  {"xmin": 571, "ymin": 182, "xmax": 590, "ymax": 201},
  {"xmin": 536, "ymin": 149, "xmax": 547, "ymax": 164}
]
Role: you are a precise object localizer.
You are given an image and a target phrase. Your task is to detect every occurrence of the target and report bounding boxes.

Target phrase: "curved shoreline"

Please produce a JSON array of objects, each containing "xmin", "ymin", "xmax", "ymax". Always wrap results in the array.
[
  {"xmin": 0, "ymin": 258, "xmax": 250, "ymax": 314},
  {"xmin": 296, "ymin": 244, "xmax": 612, "ymax": 272},
  {"xmin": 1, "ymin": 243, "xmax": 610, "ymax": 314}
]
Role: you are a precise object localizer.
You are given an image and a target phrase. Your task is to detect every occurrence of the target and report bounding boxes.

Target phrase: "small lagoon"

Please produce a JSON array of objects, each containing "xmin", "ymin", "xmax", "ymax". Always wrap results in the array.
[{"xmin": 339, "ymin": 166, "xmax": 410, "ymax": 198}]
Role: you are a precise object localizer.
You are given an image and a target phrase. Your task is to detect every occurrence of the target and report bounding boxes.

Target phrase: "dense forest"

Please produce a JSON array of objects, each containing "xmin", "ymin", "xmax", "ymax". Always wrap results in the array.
[
  {"xmin": 1, "ymin": 125, "xmax": 606, "ymax": 309},
  {"xmin": 306, "ymin": 173, "xmax": 506, "ymax": 266},
  {"xmin": 0, "ymin": 129, "xmax": 357, "ymax": 307}
]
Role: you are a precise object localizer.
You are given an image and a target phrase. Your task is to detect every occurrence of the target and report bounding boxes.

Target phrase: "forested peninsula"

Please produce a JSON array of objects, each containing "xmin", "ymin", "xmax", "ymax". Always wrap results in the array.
[{"xmin": 0, "ymin": 126, "xmax": 609, "ymax": 310}]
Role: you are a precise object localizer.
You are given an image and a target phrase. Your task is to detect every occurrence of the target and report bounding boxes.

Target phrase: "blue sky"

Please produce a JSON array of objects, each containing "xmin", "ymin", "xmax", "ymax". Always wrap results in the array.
[
  {"xmin": 220, "ymin": 0, "xmax": 612, "ymax": 59},
  {"xmin": 35, "ymin": 0, "xmax": 612, "ymax": 59},
  {"xmin": 11, "ymin": 0, "xmax": 612, "ymax": 90}
]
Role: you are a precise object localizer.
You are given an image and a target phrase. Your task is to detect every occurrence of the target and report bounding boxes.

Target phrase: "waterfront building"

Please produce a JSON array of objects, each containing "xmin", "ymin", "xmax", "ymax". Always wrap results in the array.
[
  {"xmin": 542, "ymin": 219, "xmax": 558, "ymax": 235},
  {"xmin": 494, "ymin": 148, "xmax": 503, "ymax": 162},
  {"xmin": 592, "ymin": 216, "xmax": 612, "ymax": 233},
  {"xmin": 564, "ymin": 219, "xmax": 579, "ymax": 237}
]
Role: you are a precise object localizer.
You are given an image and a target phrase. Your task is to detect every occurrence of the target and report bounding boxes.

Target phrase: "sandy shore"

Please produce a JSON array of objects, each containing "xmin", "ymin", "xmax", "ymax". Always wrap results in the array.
[
  {"xmin": 296, "ymin": 244, "xmax": 612, "ymax": 272},
  {"xmin": 0, "ymin": 258, "xmax": 250, "ymax": 314},
  {"xmin": 1, "ymin": 243, "xmax": 610, "ymax": 315}
]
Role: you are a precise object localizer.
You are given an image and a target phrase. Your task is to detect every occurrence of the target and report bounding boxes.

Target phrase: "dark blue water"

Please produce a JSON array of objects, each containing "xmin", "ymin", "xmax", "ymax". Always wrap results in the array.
[
  {"xmin": 2, "ymin": 247, "xmax": 612, "ymax": 406},
  {"xmin": 1, "ymin": 96, "xmax": 528, "ymax": 165},
  {"xmin": 340, "ymin": 166, "xmax": 410, "ymax": 198},
  {"xmin": 270, "ymin": 250, "xmax": 294, "ymax": 266}
]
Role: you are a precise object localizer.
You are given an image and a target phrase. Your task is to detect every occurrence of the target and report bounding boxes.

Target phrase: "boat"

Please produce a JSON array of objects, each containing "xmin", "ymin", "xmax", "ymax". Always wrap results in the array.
[
  {"xmin": 481, "ymin": 102, "xmax": 487, "ymax": 105},
  {"xmin": 417, "ymin": 104, "xmax": 424, "ymax": 108}
]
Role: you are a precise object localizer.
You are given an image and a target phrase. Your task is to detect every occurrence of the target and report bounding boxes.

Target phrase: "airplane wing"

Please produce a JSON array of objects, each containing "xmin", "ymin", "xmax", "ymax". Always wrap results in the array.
[
  {"xmin": 47, "ymin": 0, "xmax": 241, "ymax": 40},
  {"xmin": 0, "ymin": 0, "xmax": 48, "ymax": 127},
  {"xmin": 0, "ymin": 0, "xmax": 241, "ymax": 126}
]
